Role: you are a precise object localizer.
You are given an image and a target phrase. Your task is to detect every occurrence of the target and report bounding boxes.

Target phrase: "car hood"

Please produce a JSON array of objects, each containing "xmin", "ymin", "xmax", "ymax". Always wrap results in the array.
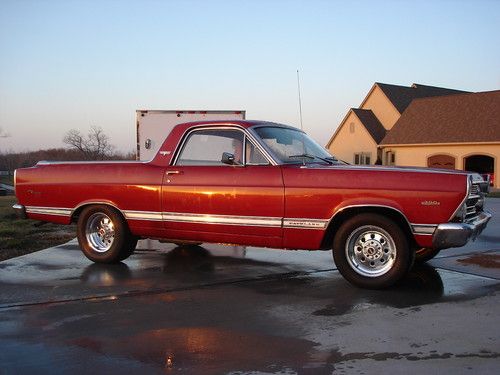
[{"xmin": 303, "ymin": 163, "xmax": 472, "ymax": 176}]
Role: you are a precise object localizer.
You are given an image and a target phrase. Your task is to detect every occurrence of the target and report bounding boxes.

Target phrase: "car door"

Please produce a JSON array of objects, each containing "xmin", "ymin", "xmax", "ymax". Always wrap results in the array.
[{"xmin": 161, "ymin": 127, "xmax": 284, "ymax": 247}]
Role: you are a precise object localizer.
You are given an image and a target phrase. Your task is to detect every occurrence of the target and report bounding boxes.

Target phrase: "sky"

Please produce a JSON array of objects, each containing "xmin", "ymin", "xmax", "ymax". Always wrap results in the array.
[{"xmin": 0, "ymin": 0, "xmax": 499, "ymax": 154}]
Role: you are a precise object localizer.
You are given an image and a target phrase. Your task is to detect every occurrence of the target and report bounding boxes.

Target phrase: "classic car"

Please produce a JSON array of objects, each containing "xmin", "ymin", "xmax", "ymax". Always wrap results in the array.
[{"xmin": 13, "ymin": 120, "xmax": 491, "ymax": 288}]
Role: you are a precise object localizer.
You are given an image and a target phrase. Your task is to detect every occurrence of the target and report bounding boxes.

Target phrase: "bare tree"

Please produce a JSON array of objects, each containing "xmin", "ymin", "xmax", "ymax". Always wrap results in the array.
[{"xmin": 63, "ymin": 126, "xmax": 114, "ymax": 160}]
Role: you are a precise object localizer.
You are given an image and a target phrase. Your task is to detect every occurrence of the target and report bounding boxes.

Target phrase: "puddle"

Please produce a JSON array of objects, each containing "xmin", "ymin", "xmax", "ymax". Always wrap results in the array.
[{"xmin": 457, "ymin": 253, "xmax": 500, "ymax": 269}]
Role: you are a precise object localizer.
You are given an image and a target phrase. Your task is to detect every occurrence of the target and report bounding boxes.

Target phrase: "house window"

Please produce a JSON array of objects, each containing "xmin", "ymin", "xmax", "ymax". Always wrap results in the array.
[
  {"xmin": 385, "ymin": 151, "xmax": 396, "ymax": 166},
  {"xmin": 354, "ymin": 152, "xmax": 371, "ymax": 165},
  {"xmin": 349, "ymin": 122, "xmax": 355, "ymax": 133}
]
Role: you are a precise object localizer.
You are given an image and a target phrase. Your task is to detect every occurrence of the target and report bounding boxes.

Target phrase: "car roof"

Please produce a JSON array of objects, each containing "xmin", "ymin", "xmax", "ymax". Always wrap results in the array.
[{"xmin": 173, "ymin": 119, "xmax": 301, "ymax": 132}]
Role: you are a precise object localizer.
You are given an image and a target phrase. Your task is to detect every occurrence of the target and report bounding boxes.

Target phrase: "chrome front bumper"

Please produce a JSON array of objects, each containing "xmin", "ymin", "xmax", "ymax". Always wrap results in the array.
[
  {"xmin": 12, "ymin": 204, "xmax": 27, "ymax": 219},
  {"xmin": 433, "ymin": 211, "xmax": 492, "ymax": 249}
]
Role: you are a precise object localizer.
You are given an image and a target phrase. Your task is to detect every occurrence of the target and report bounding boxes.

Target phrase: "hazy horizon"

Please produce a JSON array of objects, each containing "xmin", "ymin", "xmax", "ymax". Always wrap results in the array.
[{"xmin": 1, "ymin": 0, "xmax": 499, "ymax": 154}]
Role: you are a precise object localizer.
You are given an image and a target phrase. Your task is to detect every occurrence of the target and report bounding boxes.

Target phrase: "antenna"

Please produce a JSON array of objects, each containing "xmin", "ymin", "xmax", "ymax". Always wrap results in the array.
[{"xmin": 296, "ymin": 69, "xmax": 303, "ymax": 130}]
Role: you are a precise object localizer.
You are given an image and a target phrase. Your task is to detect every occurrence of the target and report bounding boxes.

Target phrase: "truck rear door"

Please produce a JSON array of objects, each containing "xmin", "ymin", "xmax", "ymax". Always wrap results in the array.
[{"xmin": 137, "ymin": 110, "xmax": 245, "ymax": 161}]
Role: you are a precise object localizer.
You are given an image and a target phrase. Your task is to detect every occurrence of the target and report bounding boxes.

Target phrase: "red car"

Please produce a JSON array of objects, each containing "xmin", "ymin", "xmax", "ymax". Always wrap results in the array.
[
  {"xmin": 13, "ymin": 121, "xmax": 491, "ymax": 288},
  {"xmin": 481, "ymin": 173, "xmax": 494, "ymax": 187}
]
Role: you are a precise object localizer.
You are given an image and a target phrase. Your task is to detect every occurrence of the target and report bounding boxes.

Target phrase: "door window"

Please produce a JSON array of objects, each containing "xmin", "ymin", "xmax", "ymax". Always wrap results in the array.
[{"xmin": 176, "ymin": 129, "xmax": 244, "ymax": 166}]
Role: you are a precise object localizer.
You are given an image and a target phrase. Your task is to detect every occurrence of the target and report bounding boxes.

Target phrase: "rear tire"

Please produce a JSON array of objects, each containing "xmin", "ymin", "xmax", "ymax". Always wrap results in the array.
[
  {"xmin": 332, "ymin": 213, "xmax": 412, "ymax": 289},
  {"xmin": 415, "ymin": 247, "xmax": 441, "ymax": 264},
  {"xmin": 117, "ymin": 236, "xmax": 138, "ymax": 261},
  {"xmin": 77, "ymin": 205, "xmax": 135, "ymax": 263}
]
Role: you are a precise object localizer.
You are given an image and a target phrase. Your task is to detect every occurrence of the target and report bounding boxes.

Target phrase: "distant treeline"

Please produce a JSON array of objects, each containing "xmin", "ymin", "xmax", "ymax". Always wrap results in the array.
[{"xmin": 0, "ymin": 148, "xmax": 135, "ymax": 173}]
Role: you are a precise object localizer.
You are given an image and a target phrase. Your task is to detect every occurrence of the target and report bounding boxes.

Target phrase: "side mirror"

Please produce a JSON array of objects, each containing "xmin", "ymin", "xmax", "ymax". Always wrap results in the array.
[{"xmin": 221, "ymin": 152, "xmax": 235, "ymax": 165}]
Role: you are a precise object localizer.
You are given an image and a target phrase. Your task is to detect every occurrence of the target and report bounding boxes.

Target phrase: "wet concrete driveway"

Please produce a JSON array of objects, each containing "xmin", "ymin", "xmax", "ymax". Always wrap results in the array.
[{"xmin": 1, "ymin": 199, "xmax": 500, "ymax": 374}]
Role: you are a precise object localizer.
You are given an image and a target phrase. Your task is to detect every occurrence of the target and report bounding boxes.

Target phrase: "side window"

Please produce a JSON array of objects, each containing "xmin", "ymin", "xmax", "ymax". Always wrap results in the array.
[
  {"xmin": 176, "ymin": 129, "xmax": 244, "ymax": 166},
  {"xmin": 246, "ymin": 141, "xmax": 269, "ymax": 165}
]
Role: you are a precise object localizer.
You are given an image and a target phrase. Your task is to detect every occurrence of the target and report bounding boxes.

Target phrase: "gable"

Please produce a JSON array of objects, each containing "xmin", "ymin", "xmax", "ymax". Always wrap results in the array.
[
  {"xmin": 359, "ymin": 84, "xmax": 401, "ymax": 130},
  {"xmin": 327, "ymin": 110, "xmax": 379, "ymax": 163}
]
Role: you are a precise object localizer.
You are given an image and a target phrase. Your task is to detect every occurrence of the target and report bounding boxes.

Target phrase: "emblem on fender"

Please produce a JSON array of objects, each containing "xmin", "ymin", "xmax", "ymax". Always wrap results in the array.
[{"xmin": 421, "ymin": 200, "xmax": 441, "ymax": 206}]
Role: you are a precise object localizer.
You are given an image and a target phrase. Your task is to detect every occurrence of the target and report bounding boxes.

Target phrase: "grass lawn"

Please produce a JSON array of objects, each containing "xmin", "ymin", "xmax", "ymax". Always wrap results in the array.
[{"xmin": 0, "ymin": 196, "xmax": 76, "ymax": 261}]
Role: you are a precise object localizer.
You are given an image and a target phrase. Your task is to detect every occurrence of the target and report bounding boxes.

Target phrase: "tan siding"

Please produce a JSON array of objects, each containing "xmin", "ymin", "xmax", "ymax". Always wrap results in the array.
[
  {"xmin": 328, "ymin": 112, "xmax": 378, "ymax": 164},
  {"xmin": 361, "ymin": 86, "xmax": 401, "ymax": 130}
]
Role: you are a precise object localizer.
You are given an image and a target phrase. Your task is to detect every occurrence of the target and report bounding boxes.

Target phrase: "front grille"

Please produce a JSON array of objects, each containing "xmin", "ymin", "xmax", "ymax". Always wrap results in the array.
[
  {"xmin": 465, "ymin": 183, "xmax": 484, "ymax": 221},
  {"xmin": 470, "ymin": 184, "xmax": 480, "ymax": 196}
]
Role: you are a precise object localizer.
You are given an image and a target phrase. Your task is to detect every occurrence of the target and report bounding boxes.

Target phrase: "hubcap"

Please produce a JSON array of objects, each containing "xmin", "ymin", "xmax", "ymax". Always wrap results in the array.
[
  {"xmin": 86, "ymin": 213, "xmax": 115, "ymax": 253},
  {"xmin": 345, "ymin": 225, "xmax": 397, "ymax": 277}
]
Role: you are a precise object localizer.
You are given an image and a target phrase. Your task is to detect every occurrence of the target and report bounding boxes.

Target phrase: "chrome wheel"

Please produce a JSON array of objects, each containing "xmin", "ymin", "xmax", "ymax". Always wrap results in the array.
[
  {"xmin": 85, "ymin": 213, "xmax": 115, "ymax": 253},
  {"xmin": 345, "ymin": 225, "xmax": 397, "ymax": 277}
]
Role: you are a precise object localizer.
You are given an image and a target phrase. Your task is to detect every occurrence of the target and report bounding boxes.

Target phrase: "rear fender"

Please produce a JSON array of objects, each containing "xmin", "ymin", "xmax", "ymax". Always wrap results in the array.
[{"xmin": 71, "ymin": 200, "xmax": 123, "ymax": 223}]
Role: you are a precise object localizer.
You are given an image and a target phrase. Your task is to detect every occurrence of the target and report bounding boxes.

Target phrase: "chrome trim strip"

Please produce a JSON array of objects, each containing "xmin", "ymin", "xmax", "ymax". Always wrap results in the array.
[
  {"xmin": 25, "ymin": 206, "xmax": 72, "ymax": 217},
  {"xmin": 24, "ymin": 204, "xmax": 329, "ymax": 230},
  {"xmin": 246, "ymin": 127, "xmax": 282, "ymax": 165},
  {"xmin": 449, "ymin": 175, "xmax": 471, "ymax": 221},
  {"xmin": 303, "ymin": 165, "xmax": 477, "ymax": 175},
  {"xmin": 72, "ymin": 201, "xmax": 122, "ymax": 215},
  {"xmin": 331, "ymin": 205, "xmax": 439, "ymax": 236},
  {"xmin": 329, "ymin": 204, "xmax": 413, "ymax": 232},
  {"xmin": 283, "ymin": 218, "xmax": 329, "ymax": 229},
  {"xmin": 36, "ymin": 160, "xmax": 147, "ymax": 166},
  {"xmin": 102, "ymin": 209, "xmax": 330, "ymax": 230},
  {"xmin": 162, "ymin": 212, "xmax": 282, "ymax": 227},
  {"xmin": 123, "ymin": 210, "xmax": 163, "ymax": 221},
  {"xmin": 411, "ymin": 224, "xmax": 437, "ymax": 236}
]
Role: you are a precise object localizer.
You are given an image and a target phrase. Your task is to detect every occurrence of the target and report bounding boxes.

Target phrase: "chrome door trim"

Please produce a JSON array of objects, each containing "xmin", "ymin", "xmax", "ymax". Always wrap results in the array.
[{"xmin": 171, "ymin": 125, "xmax": 278, "ymax": 166}]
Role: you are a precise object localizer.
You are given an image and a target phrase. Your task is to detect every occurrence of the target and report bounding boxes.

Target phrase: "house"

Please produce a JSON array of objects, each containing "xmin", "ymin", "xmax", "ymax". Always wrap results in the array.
[
  {"xmin": 326, "ymin": 83, "xmax": 500, "ymax": 188},
  {"xmin": 381, "ymin": 90, "xmax": 500, "ymax": 187}
]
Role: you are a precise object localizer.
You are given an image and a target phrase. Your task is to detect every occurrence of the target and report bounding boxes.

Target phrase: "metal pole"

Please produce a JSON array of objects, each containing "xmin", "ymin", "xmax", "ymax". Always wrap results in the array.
[{"xmin": 296, "ymin": 69, "xmax": 303, "ymax": 130}]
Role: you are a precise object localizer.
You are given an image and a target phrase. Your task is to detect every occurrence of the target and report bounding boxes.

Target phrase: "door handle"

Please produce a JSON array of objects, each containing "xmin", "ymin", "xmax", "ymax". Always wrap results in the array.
[{"xmin": 166, "ymin": 170, "xmax": 183, "ymax": 175}]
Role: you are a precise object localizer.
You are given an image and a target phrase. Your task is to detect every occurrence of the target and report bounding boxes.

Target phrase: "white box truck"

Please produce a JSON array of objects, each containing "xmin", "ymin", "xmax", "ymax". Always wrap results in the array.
[{"xmin": 136, "ymin": 110, "xmax": 246, "ymax": 161}]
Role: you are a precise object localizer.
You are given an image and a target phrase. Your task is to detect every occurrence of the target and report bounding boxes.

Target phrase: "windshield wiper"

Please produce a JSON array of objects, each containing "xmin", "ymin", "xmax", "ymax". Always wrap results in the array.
[
  {"xmin": 288, "ymin": 154, "xmax": 334, "ymax": 165},
  {"xmin": 324, "ymin": 156, "xmax": 339, "ymax": 162}
]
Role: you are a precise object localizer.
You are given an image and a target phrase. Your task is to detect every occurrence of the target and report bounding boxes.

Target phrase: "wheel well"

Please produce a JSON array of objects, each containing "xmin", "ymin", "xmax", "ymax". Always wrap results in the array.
[
  {"xmin": 71, "ymin": 203, "xmax": 124, "ymax": 224},
  {"xmin": 320, "ymin": 206, "xmax": 416, "ymax": 250}
]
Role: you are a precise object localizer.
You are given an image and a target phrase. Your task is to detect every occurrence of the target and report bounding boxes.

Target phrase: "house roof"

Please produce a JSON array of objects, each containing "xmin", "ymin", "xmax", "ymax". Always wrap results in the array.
[
  {"xmin": 376, "ymin": 82, "xmax": 469, "ymax": 114},
  {"xmin": 351, "ymin": 109, "xmax": 387, "ymax": 143},
  {"xmin": 380, "ymin": 90, "xmax": 500, "ymax": 145}
]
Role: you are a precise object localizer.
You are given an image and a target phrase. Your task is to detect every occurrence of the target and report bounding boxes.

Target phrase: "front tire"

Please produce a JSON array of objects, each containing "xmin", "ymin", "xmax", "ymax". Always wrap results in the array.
[
  {"xmin": 77, "ymin": 205, "xmax": 136, "ymax": 263},
  {"xmin": 415, "ymin": 247, "xmax": 441, "ymax": 264},
  {"xmin": 332, "ymin": 213, "xmax": 412, "ymax": 289}
]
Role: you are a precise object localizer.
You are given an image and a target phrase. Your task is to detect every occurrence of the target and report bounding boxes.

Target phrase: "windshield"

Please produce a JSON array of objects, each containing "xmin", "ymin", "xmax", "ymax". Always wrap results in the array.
[{"xmin": 254, "ymin": 126, "xmax": 335, "ymax": 164}]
